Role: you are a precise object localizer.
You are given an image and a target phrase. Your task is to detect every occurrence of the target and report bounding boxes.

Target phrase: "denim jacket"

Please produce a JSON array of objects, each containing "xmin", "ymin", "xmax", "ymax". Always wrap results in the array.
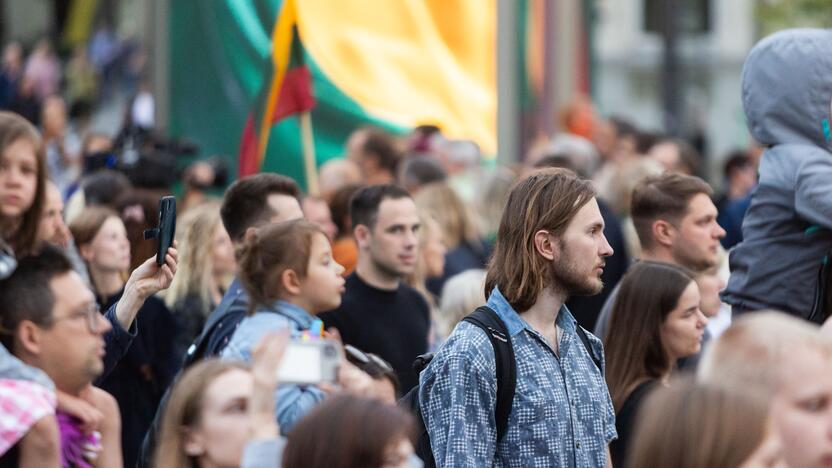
[{"xmin": 221, "ymin": 300, "xmax": 326, "ymax": 433}]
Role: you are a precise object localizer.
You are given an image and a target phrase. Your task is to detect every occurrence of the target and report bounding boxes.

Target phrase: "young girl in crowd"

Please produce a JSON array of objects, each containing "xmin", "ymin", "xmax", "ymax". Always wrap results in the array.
[
  {"xmin": 0, "ymin": 110, "xmax": 46, "ymax": 257},
  {"xmin": 604, "ymin": 261, "xmax": 708, "ymax": 467},
  {"xmin": 164, "ymin": 201, "xmax": 236, "ymax": 360},
  {"xmin": 70, "ymin": 205, "xmax": 179, "ymax": 468},
  {"xmin": 221, "ymin": 220, "xmax": 374, "ymax": 432},
  {"xmin": 628, "ymin": 376, "xmax": 784, "ymax": 468}
]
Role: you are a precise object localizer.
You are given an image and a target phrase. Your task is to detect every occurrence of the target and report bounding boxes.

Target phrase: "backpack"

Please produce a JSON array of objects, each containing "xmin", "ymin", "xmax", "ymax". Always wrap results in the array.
[{"xmin": 401, "ymin": 305, "xmax": 601, "ymax": 467}]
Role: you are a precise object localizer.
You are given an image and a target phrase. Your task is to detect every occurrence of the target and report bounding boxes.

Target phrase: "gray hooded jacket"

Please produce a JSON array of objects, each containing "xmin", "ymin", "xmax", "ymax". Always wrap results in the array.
[{"xmin": 722, "ymin": 29, "xmax": 832, "ymax": 322}]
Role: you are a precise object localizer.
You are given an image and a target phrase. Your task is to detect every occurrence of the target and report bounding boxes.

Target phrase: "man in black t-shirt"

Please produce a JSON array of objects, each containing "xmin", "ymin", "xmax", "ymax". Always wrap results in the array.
[{"xmin": 321, "ymin": 185, "xmax": 429, "ymax": 391}]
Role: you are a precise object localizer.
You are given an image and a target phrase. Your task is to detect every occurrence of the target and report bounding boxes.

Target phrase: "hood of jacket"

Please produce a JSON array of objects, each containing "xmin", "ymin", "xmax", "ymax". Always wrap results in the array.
[{"xmin": 742, "ymin": 28, "xmax": 832, "ymax": 150}]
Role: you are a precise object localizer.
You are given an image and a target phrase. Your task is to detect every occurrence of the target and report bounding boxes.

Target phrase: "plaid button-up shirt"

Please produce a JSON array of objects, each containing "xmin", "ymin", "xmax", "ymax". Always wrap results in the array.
[{"xmin": 419, "ymin": 287, "xmax": 617, "ymax": 467}]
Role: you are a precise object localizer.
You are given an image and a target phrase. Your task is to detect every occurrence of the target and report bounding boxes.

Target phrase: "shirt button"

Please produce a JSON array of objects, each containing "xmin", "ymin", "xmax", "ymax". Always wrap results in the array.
[{"xmin": 575, "ymin": 442, "xmax": 581, "ymax": 449}]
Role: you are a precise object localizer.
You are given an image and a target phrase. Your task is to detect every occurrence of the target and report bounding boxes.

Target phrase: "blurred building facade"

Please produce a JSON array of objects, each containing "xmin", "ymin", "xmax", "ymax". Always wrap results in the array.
[{"xmin": 594, "ymin": 0, "xmax": 755, "ymax": 185}]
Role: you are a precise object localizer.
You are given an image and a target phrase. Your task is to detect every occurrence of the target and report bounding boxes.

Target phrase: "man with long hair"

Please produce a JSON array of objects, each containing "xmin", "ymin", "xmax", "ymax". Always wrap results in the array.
[{"xmin": 420, "ymin": 168, "xmax": 616, "ymax": 466}]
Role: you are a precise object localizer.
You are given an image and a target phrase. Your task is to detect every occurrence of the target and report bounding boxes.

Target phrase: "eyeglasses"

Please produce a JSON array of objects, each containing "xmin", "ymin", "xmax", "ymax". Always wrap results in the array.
[{"xmin": 51, "ymin": 303, "xmax": 103, "ymax": 333}]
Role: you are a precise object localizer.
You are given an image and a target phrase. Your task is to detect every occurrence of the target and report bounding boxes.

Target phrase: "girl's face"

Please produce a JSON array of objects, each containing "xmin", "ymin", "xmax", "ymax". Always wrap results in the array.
[
  {"xmin": 82, "ymin": 216, "xmax": 131, "ymax": 273},
  {"xmin": 0, "ymin": 137, "xmax": 38, "ymax": 220},
  {"xmin": 211, "ymin": 222, "xmax": 236, "ymax": 280},
  {"xmin": 185, "ymin": 369, "xmax": 253, "ymax": 468},
  {"xmin": 660, "ymin": 281, "xmax": 707, "ymax": 361},
  {"xmin": 298, "ymin": 233, "xmax": 345, "ymax": 314}
]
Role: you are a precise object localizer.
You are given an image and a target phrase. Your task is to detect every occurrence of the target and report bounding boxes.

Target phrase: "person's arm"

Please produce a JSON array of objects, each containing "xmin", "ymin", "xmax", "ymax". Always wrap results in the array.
[
  {"xmin": 113, "ymin": 247, "xmax": 178, "ymax": 331},
  {"xmin": 273, "ymin": 384, "xmax": 326, "ymax": 434},
  {"xmin": 98, "ymin": 248, "xmax": 178, "ymax": 380},
  {"xmin": 419, "ymin": 338, "xmax": 497, "ymax": 467},
  {"xmin": 605, "ymin": 446, "xmax": 612, "ymax": 468},
  {"xmin": 82, "ymin": 386, "xmax": 122, "ymax": 468},
  {"xmin": 795, "ymin": 152, "xmax": 832, "ymax": 229},
  {"xmin": 17, "ymin": 414, "xmax": 60, "ymax": 468}
]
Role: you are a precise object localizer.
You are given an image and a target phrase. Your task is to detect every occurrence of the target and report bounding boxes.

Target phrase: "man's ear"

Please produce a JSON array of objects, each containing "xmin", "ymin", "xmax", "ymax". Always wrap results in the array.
[
  {"xmin": 243, "ymin": 226, "xmax": 259, "ymax": 245},
  {"xmin": 16, "ymin": 320, "xmax": 43, "ymax": 356},
  {"xmin": 533, "ymin": 230, "xmax": 557, "ymax": 261},
  {"xmin": 280, "ymin": 269, "xmax": 303, "ymax": 297},
  {"xmin": 354, "ymin": 224, "xmax": 371, "ymax": 249},
  {"xmin": 652, "ymin": 220, "xmax": 675, "ymax": 248}
]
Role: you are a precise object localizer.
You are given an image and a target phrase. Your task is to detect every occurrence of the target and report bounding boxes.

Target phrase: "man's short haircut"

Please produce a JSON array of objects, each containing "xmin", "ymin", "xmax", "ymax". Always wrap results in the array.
[
  {"xmin": 0, "ymin": 245, "xmax": 74, "ymax": 351},
  {"xmin": 350, "ymin": 184, "xmax": 412, "ymax": 231},
  {"xmin": 697, "ymin": 311, "xmax": 832, "ymax": 399},
  {"xmin": 220, "ymin": 173, "xmax": 301, "ymax": 242},
  {"xmin": 631, "ymin": 173, "xmax": 713, "ymax": 249},
  {"xmin": 360, "ymin": 127, "xmax": 402, "ymax": 174},
  {"xmin": 485, "ymin": 168, "xmax": 596, "ymax": 312}
]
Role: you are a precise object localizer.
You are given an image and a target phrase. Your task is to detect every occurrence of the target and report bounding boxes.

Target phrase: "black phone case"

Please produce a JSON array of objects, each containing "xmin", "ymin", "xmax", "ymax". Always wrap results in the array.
[{"xmin": 156, "ymin": 197, "xmax": 176, "ymax": 266}]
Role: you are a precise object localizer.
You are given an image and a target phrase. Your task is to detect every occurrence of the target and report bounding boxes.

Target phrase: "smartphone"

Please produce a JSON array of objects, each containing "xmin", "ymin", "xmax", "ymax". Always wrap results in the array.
[
  {"xmin": 278, "ymin": 339, "xmax": 340, "ymax": 385},
  {"xmin": 143, "ymin": 196, "xmax": 176, "ymax": 266}
]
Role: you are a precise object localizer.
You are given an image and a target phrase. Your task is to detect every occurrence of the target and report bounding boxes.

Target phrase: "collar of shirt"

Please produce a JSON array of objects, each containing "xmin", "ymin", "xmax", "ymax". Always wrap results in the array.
[
  {"xmin": 486, "ymin": 286, "xmax": 578, "ymax": 338},
  {"xmin": 254, "ymin": 299, "xmax": 318, "ymax": 331}
]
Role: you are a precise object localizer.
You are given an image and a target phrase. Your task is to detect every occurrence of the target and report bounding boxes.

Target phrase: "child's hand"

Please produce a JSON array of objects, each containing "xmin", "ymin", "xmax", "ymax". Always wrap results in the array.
[{"xmin": 56, "ymin": 389, "xmax": 103, "ymax": 434}]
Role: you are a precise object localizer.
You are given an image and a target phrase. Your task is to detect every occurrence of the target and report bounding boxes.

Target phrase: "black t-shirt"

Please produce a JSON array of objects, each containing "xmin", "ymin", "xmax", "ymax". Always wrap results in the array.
[
  {"xmin": 611, "ymin": 379, "xmax": 659, "ymax": 468},
  {"xmin": 320, "ymin": 272, "xmax": 430, "ymax": 391}
]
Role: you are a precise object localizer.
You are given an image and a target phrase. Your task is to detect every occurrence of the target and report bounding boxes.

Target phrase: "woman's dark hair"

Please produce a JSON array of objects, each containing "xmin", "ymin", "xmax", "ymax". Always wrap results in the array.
[
  {"xmin": 238, "ymin": 219, "xmax": 325, "ymax": 315},
  {"xmin": 604, "ymin": 261, "xmax": 695, "ymax": 410},
  {"xmin": 0, "ymin": 111, "xmax": 46, "ymax": 257},
  {"xmin": 329, "ymin": 183, "xmax": 363, "ymax": 237},
  {"xmin": 282, "ymin": 395, "xmax": 416, "ymax": 468}
]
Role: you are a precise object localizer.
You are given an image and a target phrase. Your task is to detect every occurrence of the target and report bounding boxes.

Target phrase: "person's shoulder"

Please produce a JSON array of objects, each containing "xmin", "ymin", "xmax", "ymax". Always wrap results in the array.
[{"xmin": 430, "ymin": 321, "xmax": 495, "ymax": 368}]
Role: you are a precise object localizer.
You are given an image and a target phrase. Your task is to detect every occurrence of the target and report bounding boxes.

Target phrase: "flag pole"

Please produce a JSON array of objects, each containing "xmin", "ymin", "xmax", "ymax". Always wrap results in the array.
[{"xmin": 300, "ymin": 111, "xmax": 319, "ymax": 195}]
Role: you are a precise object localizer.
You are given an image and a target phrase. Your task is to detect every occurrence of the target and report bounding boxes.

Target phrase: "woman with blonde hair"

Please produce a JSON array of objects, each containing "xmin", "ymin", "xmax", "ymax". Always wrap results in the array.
[
  {"xmin": 164, "ymin": 201, "xmax": 236, "ymax": 358},
  {"xmin": 405, "ymin": 210, "xmax": 446, "ymax": 306},
  {"xmin": 628, "ymin": 376, "xmax": 784, "ymax": 468},
  {"xmin": 414, "ymin": 182, "xmax": 490, "ymax": 295}
]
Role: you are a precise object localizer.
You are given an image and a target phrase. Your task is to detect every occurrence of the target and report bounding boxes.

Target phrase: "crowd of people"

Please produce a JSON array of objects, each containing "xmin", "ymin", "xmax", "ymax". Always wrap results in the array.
[{"xmin": 1, "ymin": 25, "xmax": 832, "ymax": 468}]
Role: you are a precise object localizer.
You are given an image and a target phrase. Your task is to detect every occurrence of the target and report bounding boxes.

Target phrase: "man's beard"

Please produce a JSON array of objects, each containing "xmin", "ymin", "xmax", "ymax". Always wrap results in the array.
[{"xmin": 550, "ymin": 253, "xmax": 603, "ymax": 298}]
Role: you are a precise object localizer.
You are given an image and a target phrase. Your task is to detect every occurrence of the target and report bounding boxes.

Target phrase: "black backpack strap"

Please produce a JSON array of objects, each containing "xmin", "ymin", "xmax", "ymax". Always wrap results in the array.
[
  {"xmin": 576, "ymin": 325, "xmax": 602, "ymax": 372},
  {"xmin": 462, "ymin": 306, "xmax": 516, "ymax": 442}
]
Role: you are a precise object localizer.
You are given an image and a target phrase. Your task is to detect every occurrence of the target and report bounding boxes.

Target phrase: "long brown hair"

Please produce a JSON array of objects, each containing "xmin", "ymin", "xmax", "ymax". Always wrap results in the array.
[
  {"xmin": 628, "ymin": 376, "xmax": 770, "ymax": 468},
  {"xmin": 282, "ymin": 395, "xmax": 416, "ymax": 468},
  {"xmin": 0, "ymin": 111, "xmax": 47, "ymax": 256},
  {"xmin": 154, "ymin": 359, "xmax": 249, "ymax": 468},
  {"xmin": 238, "ymin": 219, "xmax": 324, "ymax": 314},
  {"xmin": 604, "ymin": 261, "xmax": 695, "ymax": 410},
  {"xmin": 484, "ymin": 168, "xmax": 595, "ymax": 312}
]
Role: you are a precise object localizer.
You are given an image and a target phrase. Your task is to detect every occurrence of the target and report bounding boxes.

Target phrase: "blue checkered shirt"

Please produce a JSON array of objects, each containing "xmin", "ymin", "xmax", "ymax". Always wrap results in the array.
[{"xmin": 419, "ymin": 287, "xmax": 617, "ymax": 467}]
